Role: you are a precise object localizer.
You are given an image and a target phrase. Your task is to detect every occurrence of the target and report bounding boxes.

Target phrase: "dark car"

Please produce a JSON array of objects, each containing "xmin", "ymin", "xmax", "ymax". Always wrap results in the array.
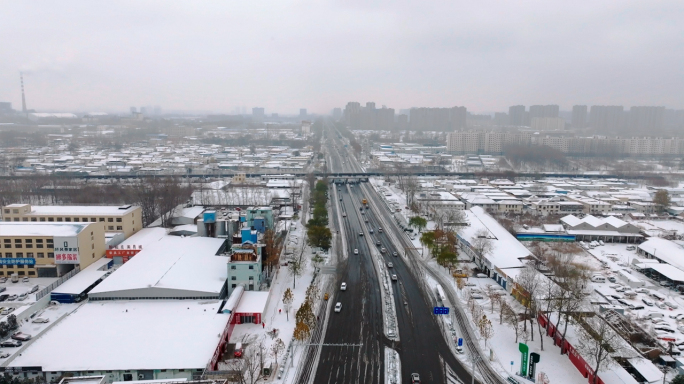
[
  {"xmin": 0, "ymin": 340, "xmax": 21, "ymax": 348},
  {"xmin": 0, "ymin": 294, "xmax": 8, "ymax": 302}
]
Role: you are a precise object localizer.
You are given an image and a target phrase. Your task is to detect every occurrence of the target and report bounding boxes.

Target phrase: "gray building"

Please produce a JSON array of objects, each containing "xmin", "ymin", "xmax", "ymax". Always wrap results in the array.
[
  {"xmin": 572, "ymin": 105, "xmax": 588, "ymax": 128},
  {"xmin": 590, "ymin": 105, "xmax": 624, "ymax": 133},
  {"xmin": 508, "ymin": 105, "xmax": 526, "ymax": 126}
]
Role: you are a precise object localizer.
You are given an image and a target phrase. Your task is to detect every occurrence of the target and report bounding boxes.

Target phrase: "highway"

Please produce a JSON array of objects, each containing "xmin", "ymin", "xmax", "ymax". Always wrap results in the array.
[
  {"xmin": 296, "ymin": 123, "xmax": 480, "ymax": 383},
  {"xmin": 309, "ymin": 184, "xmax": 386, "ymax": 384}
]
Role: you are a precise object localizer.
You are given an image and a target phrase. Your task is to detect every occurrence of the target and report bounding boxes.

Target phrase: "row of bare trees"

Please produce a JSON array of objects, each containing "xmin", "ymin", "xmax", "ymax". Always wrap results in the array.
[{"xmin": 0, "ymin": 176, "xmax": 192, "ymax": 227}]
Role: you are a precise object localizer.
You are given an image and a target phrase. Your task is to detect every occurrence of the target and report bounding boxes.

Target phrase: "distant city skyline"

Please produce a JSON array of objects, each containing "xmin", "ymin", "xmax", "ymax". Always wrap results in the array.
[{"xmin": 1, "ymin": 2, "xmax": 683, "ymax": 113}]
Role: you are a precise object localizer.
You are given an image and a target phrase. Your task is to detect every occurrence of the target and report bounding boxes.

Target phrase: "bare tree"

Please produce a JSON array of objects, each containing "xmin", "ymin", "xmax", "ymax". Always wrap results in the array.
[
  {"xmin": 270, "ymin": 338, "xmax": 285, "ymax": 368},
  {"xmin": 516, "ymin": 267, "xmax": 542, "ymax": 342},
  {"xmin": 470, "ymin": 229, "xmax": 493, "ymax": 264},
  {"xmin": 282, "ymin": 288, "xmax": 294, "ymax": 321},
  {"xmin": 478, "ymin": 315, "xmax": 494, "ymax": 348},
  {"xmin": 287, "ymin": 245, "xmax": 307, "ymax": 289},
  {"xmin": 263, "ymin": 229, "xmax": 283, "ymax": 276},
  {"xmin": 575, "ymin": 316, "xmax": 630, "ymax": 384}
]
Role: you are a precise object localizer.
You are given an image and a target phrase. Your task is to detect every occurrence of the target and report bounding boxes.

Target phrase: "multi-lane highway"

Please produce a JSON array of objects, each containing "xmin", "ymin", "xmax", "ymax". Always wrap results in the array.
[{"xmin": 295, "ymin": 123, "xmax": 482, "ymax": 383}]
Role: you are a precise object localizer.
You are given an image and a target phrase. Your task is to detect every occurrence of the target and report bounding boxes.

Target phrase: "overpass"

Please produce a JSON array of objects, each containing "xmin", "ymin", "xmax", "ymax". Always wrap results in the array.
[{"xmin": 0, "ymin": 171, "xmax": 667, "ymax": 181}]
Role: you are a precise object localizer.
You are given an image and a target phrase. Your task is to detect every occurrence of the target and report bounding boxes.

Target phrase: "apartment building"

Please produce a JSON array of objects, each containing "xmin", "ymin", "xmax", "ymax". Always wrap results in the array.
[
  {"xmin": 446, "ymin": 131, "xmax": 684, "ymax": 156},
  {"xmin": 0, "ymin": 222, "xmax": 105, "ymax": 277},
  {"xmin": 1, "ymin": 204, "xmax": 142, "ymax": 238}
]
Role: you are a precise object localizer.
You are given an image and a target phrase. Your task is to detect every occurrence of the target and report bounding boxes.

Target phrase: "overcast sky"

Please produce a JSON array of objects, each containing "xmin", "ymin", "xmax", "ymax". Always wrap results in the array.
[{"xmin": 1, "ymin": 1, "xmax": 683, "ymax": 114}]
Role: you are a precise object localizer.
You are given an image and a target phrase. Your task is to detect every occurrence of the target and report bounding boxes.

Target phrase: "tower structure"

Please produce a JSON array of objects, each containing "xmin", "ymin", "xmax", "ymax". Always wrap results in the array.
[{"xmin": 20, "ymin": 72, "xmax": 27, "ymax": 114}]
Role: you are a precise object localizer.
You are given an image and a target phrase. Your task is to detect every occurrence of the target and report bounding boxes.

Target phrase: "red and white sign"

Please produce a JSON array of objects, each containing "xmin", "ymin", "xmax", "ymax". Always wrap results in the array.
[{"xmin": 54, "ymin": 236, "xmax": 80, "ymax": 264}]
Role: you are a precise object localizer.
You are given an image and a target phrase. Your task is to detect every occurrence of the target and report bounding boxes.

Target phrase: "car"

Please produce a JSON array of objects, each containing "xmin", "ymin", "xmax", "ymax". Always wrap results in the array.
[
  {"xmin": 476, "ymin": 273, "xmax": 488, "ymax": 278},
  {"xmin": 676, "ymin": 314, "xmax": 684, "ymax": 321},
  {"xmin": 656, "ymin": 302, "xmax": 668, "ymax": 310},
  {"xmin": 7, "ymin": 295, "xmax": 17, "ymax": 301},
  {"xmin": 636, "ymin": 288, "xmax": 650, "ymax": 294},
  {"xmin": 615, "ymin": 286, "xmax": 627, "ymax": 292},
  {"xmin": 361, "ymin": 211, "xmax": 365, "ymax": 215},
  {"xmin": 341, "ymin": 282, "xmax": 347, "ymax": 291},
  {"xmin": 31, "ymin": 317, "xmax": 49, "ymax": 324},
  {"xmin": 608, "ymin": 276, "xmax": 617, "ymax": 283},
  {"xmin": 365, "ymin": 219, "xmax": 369, "ymax": 223},
  {"xmin": 378, "ymin": 228, "xmax": 383, "ymax": 233},
  {"xmin": 642, "ymin": 298, "xmax": 654, "ymax": 306},
  {"xmin": 354, "ymin": 249, "xmax": 358, "ymax": 255},
  {"xmin": 0, "ymin": 340, "xmax": 20, "ymax": 348},
  {"xmin": 22, "ymin": 277, "xmax": 29, "ymax": 283},
  {"xmin": 18, "ymin": 293, "xmax": 27, "ymax": 301},
  {"xmin": 411, "ymin": 373, "xmax": 420, "ymax": 383},
  {"xmin": 0, "ymin": 353, "xmax": 8, "ymax": 359},
  {"xmin": 0, "ymin": 278, "xmax": 6, "ymax": 284},
  {"xmin": 661, "ymin": 281, "xmax": 674, "ymax": 287},
  {"xmin": 392, "ymin": 251, "xmax": 398, "ymax": 257},
  {"xmin": 391, "ymin": 274, "xmax": 397, "ymax": 281},
  {"xmin": 387, "ymin": 262, "xmax": 393, "ymax": 268},
  {"xmin": 369, "ymin": 229, "xmax": 374, "ymax": 234},
  {"xmin": 334, "ymin": 302, "xmax": 342, "ymax": 313},
  {"xmin": 381, "ymin": 248, "xmax": 386, "ymax": 253},
  {"xmin": 359, "ymin": 232, "xmax": 364, "ymax": 236},
  {"xmin": 340, "ymin": 198, "xmax": 342, "ymax": 201},
  {"xmin": 376, "ymin": 241, "xmax": 381, "ymax": 246},
  {"xmin": 455, "ymin": 345, "xmax": 464, "ymax": 354},
  {"xmin": 0, "ymin": 295, "xmax": 7, "ymax": 302}
]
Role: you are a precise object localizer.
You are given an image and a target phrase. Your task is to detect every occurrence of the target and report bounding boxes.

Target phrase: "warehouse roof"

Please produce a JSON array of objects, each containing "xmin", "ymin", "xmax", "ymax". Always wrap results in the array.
[
  {"xmin": 0, "ymin": 222, "xmax": 89, "ymax": 237},
  {"xmin": 10, "ymin": 300, "xmax": 229, "ymax": 371},
  {"xmin": 52, "ymin": 257, "xmax": 111, "ymax": 295},
  {"xmin": 90, "ymin": 236, "xmax": 227, "ymax": 297}
]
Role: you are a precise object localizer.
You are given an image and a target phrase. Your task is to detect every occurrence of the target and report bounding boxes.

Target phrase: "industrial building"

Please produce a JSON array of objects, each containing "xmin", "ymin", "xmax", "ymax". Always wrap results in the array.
[
  {"xmin": 9, "ymin": 300, "xmax": 231, "ymax": 383},
  {"xmin": 1, "ymin": 204, "xmax": 142, "ymax": 239},
  {"xmin": 89, "ymin": 236, "xmax": 228, "ymax": 300},
  {"xmin": 0, "ymin": 222, "xmax": 106, "ymax": 277}
]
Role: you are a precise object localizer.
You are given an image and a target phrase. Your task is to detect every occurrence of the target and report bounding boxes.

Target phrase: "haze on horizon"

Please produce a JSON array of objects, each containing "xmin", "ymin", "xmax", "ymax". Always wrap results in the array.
[{"xmin": 1, "ymin": 0, "xmax": 683, "ymax": 115}]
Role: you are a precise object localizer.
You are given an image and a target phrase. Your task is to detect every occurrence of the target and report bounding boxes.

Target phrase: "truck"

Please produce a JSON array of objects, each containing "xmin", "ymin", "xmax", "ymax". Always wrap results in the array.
[{"xmin": 362, "ymin": 198, "xmax": 368, "ymax": 205}]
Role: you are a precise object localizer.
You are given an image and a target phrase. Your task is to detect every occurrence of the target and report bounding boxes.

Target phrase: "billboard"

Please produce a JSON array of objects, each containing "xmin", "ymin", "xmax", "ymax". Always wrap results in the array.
[{"xmin": 54, "ymin": 236, "xmax": 80, "ymax": 264}]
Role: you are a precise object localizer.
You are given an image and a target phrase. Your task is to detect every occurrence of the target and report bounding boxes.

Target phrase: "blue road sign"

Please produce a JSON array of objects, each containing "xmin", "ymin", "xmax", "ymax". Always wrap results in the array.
[
  {"xmin": 433, "ymin": 306, "xmax": 449, "ymax": 315},
  {"xmin": 458, "ymin": 338, "xmax": 463, "ymax": 346}
]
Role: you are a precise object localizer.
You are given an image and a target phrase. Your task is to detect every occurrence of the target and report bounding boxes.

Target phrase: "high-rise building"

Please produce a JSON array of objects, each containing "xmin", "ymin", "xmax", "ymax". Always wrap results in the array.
[
  {"xmin": 529, "ymin": 105, "xmax": 559, "ymax": 119},
  {"xmin": 531, "ymin": 117, "xmax": 564, "ymax": 131},
  {"xmin": 494, "ymin": 112, "xmax": 509, "ymax": 126},
  {"xmin": 332, "ymin": 108, "xmax": 342, "ymax": 120},
  {"xmin": 252, "ymin": 107, "xmax": 265, "ymax": 120},
  {"xmin": 0, "ymin": 102, "xmax": 12, "ymax": 113},
  {"xmin": 629, "ymin": 106, "xmax": 665, "ymax": 133},
  {"xmin": 299, "ymin": 109, "xmax": 307, "ymax": 119},
  {"xmin": 509, "ymin": 105, "xmax": 526, "ymax": 126},
  {"xmin": 376, "ymin": 107, "xmax": 395, "ymax": 131},
  {"xmin": 590, "ymin": 106, "xmax": 624, "ymax": 133},
  {"xmin": 130, "ymin": 107, "xmax": 137, "ymax": 114},
  {"xmin": 344, "ymin": 102, "xmax": 362, "ymax": 128},
  {"xmin": 409, "ymin": 107, "xmax": 466, "ymax": 131},
  {"xmin": 572, "ymin": 105, "xmax": 587, "ymax": 128}
]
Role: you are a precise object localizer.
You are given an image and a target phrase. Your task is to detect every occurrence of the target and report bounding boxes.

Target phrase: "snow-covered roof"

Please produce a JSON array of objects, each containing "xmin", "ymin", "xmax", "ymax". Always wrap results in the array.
[
  {"xmin": 234, "ymin": 291, "xmax": 269, "ymax": 314},
  {"xmin": 10, "ymin": 300, "xmax": 228, "ymax": 371},
  {"xmin": 90, "ymin": 236, "xmax": 227, "ymax": 298},
  {"xmin": 626, "ymin": 358, "xmax": 663, "ymax": 383},
  {"xmin": 560, "ymin": 215, "xmax": 582, "ymax": 227},
  {"xmin": 117, "ymin": 227, "xmax": 168, "ymax": 248},
  {"xmin": 27, "ymin": 205, "xmax": 138, "ymax": 216},
  {"xmin": 459, "ymin": 207, "xmax": 530, "ymax": 269},
  {"xmin": 0, "ymin": 222, "xmax": 89, "ymax": 237},
  {"xmin": 645, "ymin": 263, "xmax": 684, "ymax": 282},
  {"xmin": 638, "ymin": 238, "xmax": 684, "ymax": 272},
  {"xmin": 52, "ymin": 257, "xmax": 111, "ymax": 295}
]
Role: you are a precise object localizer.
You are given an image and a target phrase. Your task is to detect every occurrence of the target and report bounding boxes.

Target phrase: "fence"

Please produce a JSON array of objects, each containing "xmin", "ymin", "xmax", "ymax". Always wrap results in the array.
[{"xmin": 35, "ymin": 266, "xmax": 81, "ymax": 301}]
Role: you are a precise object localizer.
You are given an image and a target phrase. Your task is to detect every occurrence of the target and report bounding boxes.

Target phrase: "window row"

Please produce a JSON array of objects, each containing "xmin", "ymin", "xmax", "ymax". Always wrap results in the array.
[
  {"xmin": 7, "ymin": 217, "xmax": 123, "ymax": 223},
  {"xmin": 2, "ymin": 252, "xmax": 53, "ymax": 258}
]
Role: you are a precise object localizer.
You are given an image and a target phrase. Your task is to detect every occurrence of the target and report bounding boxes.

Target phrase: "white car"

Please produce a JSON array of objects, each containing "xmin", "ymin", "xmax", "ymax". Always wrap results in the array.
[
  {"xmin": 334, "ymin": 302, "xmax": 342, "ymax": 313},
  {"xmin": 359, "ymin": 232, "xmax": 364, "ymax": 236},
  {"xmin": 341, "ymin": 282, "xmax": 347, "ymax": 291},
  {"xmin": 31, "ymin": 318, "xmax": 49, "ymax": 324},
  {"xmin": 636, "ymin": 288, "xmax": 650, "ymax": 294},
  {"xmin": 353, "ymin": 249, "xmax": 358, "ymax": 255},
  {"xmin": 391, "ymin": 274, "xmax": 397, "ymax": 281},
  {"xmin": 387, "ymin": 262, "xmax": 393, "ymax": 268}
]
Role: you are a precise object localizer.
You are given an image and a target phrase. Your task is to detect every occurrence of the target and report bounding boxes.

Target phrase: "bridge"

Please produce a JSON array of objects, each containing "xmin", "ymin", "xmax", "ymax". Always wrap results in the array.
[{"xmin": 0, "ymin": 171, "xmax": 666, "ymax": 181}]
